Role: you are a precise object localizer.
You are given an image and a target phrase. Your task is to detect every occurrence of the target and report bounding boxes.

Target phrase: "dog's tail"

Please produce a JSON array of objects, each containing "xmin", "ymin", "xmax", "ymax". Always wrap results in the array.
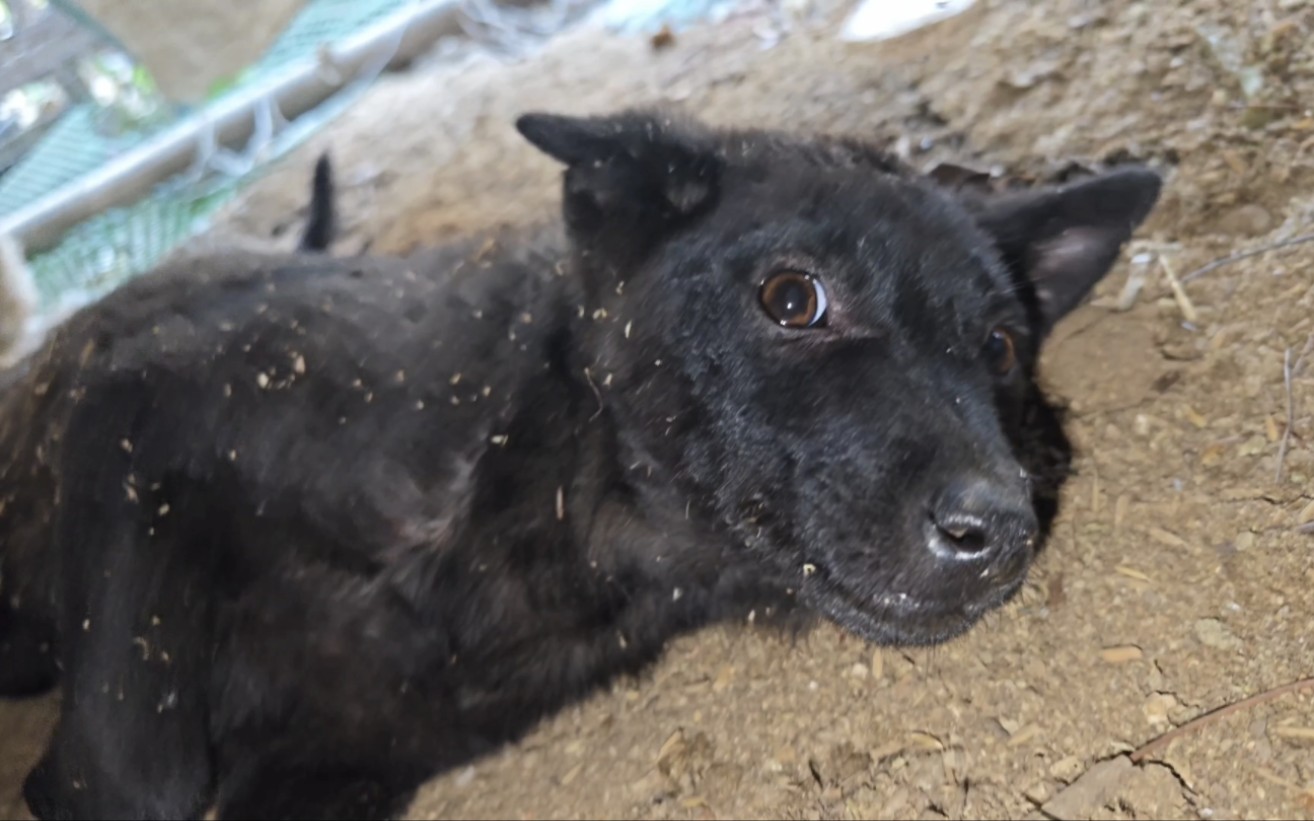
[{"xmin": 298, "ymin": 153, "xmax": 336, "ymax": 253}]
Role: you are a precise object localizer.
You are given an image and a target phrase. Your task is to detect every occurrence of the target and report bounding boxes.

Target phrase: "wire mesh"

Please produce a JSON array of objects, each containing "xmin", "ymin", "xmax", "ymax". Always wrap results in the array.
[{"xmin": 2, "ymin": 0, "xmax": 416, "ymax": 315}]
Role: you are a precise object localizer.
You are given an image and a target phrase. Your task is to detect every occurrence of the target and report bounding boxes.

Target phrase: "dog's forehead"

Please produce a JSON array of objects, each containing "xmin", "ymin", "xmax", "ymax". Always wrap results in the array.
[
  {"xmin": 716, "ymin": 129, "xmax": 907, "ymax": 173},
  {"xmin": 718, "ymin": 133, "xmax": 964, "ymax": 226},
  {"xmin": 716, "ymin": 140, "xmax": 1006, "ymax": 286}
]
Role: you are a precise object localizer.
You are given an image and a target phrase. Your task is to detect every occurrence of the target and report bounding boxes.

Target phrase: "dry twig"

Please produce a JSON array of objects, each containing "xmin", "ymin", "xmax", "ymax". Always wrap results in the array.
[
  {"xmin": 1131, "ymin": 676, "xmax": 1314, "ymax": 764},
  {"xmin": 1182, "ymin": 232, "xmax": 1314, "ymax": 283},
  {"xmin": 1275, "ymin": 334, "xmax": 1314, "ymax": 482}
]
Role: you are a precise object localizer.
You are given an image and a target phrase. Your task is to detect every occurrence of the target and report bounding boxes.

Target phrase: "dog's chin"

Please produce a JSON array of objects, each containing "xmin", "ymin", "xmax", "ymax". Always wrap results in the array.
[{"xmin": 802, "ymin": 575, "xmax": 1028, "ymax": 647}]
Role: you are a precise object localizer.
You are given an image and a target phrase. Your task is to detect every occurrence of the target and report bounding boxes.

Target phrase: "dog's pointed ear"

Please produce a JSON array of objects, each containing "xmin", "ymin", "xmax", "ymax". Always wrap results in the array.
[
  {"xmin": 972, "ymin": 168, "xmax": 1162, "ymax": 335},
  {"xmin": 516, "ymin": 110, "xmax": 722, "ymax": 239}
]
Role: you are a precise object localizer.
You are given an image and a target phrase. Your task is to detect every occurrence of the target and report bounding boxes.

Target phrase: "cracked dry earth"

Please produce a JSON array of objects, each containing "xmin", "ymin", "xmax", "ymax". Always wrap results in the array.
[{"xmin": 4, "ymin": 0, "xmax": 1314, "ymax": 818}]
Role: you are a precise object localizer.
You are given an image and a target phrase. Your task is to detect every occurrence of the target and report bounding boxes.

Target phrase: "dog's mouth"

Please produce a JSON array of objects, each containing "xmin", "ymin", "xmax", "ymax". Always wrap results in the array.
[{"xmin": 798, "ymin": 568, "xmax": 1028, "ymax": 647}]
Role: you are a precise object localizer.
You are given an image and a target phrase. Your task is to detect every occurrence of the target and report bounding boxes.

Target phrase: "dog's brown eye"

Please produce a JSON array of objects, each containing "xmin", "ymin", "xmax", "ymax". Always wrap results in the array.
[
  {"xmin": 760, "ymin": 272, "xmax": 828, "ymax": 328},
  {"xmin": 984, "ymin": 327, "xmax": 1017, "ymax": 374}
]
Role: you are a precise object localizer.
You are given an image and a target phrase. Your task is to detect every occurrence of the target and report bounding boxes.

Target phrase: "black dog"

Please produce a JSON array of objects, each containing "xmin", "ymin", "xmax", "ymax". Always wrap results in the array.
[{"xmin": 0, "ymin": 109, "xmax": 1160, "ymax": 820}]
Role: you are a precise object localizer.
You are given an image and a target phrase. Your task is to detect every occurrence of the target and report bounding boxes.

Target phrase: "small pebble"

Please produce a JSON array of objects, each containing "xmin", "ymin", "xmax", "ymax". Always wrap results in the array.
[
  {"xmin": 1194, "ymin": 618, "xmax": 1241, "ymax": 649},
  {"xmin": 1049, "ymin": 755, "xmax": 1083, "ymax": 781},
  {"xmin": 1216, "ymin": 203, "xmax": 1273, "ymax": 237}
]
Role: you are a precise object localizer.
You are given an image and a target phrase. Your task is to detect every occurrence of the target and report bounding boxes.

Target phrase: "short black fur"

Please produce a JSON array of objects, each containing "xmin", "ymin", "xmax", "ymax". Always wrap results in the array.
[{"xmin": 0, "ymin": 108, "xmax": 1160, "ymax": 820}]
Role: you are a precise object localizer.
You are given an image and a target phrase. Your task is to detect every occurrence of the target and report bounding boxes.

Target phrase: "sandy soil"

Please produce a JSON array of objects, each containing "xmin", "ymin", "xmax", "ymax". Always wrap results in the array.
[{"xmin": 5, "ymin": 0, "xmax": 1314, "ymax": 818}]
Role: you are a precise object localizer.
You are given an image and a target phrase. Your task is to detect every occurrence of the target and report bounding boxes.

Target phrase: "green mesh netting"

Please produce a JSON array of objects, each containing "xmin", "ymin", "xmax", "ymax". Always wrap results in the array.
[
  {"xmin": 28, "ymin": 178, "xmax": 239, "ymax": 309},
  {"xmin": 2, "ymin": 0, "xmax": 417, "ymax": 315}
]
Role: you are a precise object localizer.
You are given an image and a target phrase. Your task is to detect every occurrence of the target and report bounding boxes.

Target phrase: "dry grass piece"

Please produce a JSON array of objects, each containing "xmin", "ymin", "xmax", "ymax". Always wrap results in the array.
[
  {"xmin": 582, "ymin": 366, "xmax": 604, "ymax": 421},
  {"xmin": 1271, "ymin": 726, "xmax": 1314, "ymax": 741},
  {"xmin": 1100, "ymin": 645, "xmax": 1144, "ymax": 664},
  {"xmin": 1159, "ymin": 255, "xmax": 1198, "ymax": 323}
]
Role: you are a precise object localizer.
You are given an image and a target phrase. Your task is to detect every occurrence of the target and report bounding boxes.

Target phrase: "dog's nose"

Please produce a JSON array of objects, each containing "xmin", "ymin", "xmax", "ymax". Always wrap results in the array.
[{"xmin": 926, "ymin": 477, "xmax": 1038, "ymax": 564}]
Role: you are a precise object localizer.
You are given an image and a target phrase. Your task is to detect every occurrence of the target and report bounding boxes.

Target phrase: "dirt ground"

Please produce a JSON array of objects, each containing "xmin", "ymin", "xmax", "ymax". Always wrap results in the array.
[{"xmin": 5, "ymin": 0, "xmax": 1314, "ymax": 818}]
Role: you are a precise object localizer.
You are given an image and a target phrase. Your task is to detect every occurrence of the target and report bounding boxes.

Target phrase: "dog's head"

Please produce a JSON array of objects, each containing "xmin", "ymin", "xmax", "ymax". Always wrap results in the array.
[{"xmin": 519, "ymin": 109, "xmax": 1160, "ymax": 645}]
